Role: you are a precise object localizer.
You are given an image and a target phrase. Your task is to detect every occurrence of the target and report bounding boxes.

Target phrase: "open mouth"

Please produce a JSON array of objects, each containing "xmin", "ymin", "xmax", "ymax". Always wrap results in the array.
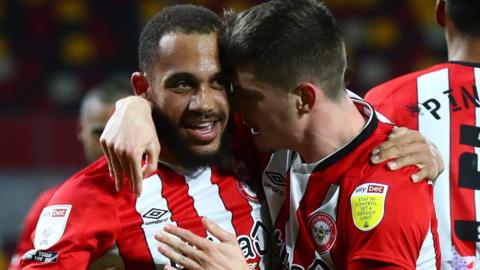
[{"xmin": 184, "ymin": 120, "xmax": 221, "ymax": 143}]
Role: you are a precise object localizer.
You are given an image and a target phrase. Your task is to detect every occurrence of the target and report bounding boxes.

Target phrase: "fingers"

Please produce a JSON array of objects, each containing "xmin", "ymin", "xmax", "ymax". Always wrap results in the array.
[
  {"xmin": 156, "ymin": 231, "xmax": 203, "ymax": 270},
  {"xmin": 372, "ymin": 142, "xmax": 424, "ymax": 165},
  {"xmin": 372, "ymin": 127, "xmax": 413, "ymax": 157},
  {"xmin": 411, "ymin": 169, "xmax": 429, "ymax": 183},
  {"xmin": 162, "ymin": 224, "xmax": 211, "ymax": 249},
  {"xmin": 100, "ymin": 138, "xmax": 114, "ymax": 178},
  {"xmin": 370, "ymin": 127, "xmax": 444, "ymax": 183},
  {"xmin": 202, "ymin": 217, "xmax": 237, "ymax": 243},
  {"xmin": 106, "ymin": 144, "xmax": 126, "ymax": 192},
  {"xmin": 371, "ymin": 128, "xmax": 427, "ymax": 164},
  {"xmin": 142, "ymin": 142, "xmax": 160, "ymax": 178},
  {"xmin": 157, "ymin": 241, "xmax": 200, "ymax": 270},
  {"xmin": 129, "ymin": 153, "xmax": 143, "ymax": 196}
]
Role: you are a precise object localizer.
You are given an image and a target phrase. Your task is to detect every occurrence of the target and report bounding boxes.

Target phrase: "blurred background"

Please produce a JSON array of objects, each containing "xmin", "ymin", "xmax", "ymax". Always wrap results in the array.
[{"xmin": 0, "ymin": 0, "xmax": 446, "ymax": 268}]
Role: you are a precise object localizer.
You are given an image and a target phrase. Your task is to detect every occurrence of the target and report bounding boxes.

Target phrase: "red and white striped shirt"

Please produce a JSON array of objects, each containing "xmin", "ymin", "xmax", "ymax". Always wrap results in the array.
[
  {"xmin": 263, "ymin": 99, "xmax": 440, "ymax": 269},
  {"xmin": 366, "ymin": 62, "xmax": 480, "ymax": 270},
  {"xmin": 20, "ymin": 158, "xmax": 270, "ymax": 270}
]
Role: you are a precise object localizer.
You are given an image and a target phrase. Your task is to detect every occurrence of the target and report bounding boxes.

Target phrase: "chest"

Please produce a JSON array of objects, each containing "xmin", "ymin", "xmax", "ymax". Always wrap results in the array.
[
  {"xmin": 263, "ymin": 151, "xmax": 363, "ymax": 270},
  {"xmin": 116, "ymin": 168, "xmax": 269, "ymax": 269}
]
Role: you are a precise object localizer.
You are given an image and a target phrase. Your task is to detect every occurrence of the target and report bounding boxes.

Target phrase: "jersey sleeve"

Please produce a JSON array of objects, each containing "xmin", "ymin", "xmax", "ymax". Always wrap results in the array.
[
  {"xmin": 20, "ymin": 159, "xmax": 121, "ymax": 269},
  {"xmin": 9, "ymin": 187, "xmax": 59, "ymax": 270},
  {"xmin": 343, "ymin": 166, "xmax": 438, "ymax": 269}
]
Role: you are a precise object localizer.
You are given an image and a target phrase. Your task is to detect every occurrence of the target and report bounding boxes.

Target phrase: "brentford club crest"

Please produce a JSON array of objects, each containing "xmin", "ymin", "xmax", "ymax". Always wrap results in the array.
[
  {"xmin": 308, "ymin": 212, "xmax": 337, "ymax": 254},
  {"xmin": 236, "ymin": 181, "xmax": 260, "ymax": 204}
]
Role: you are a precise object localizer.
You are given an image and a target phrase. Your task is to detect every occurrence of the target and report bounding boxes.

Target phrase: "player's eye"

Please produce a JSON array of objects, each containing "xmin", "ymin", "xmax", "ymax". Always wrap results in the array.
[{"xmin": 174, "ymin": 80, "xmax": 194, "ymax": 90}]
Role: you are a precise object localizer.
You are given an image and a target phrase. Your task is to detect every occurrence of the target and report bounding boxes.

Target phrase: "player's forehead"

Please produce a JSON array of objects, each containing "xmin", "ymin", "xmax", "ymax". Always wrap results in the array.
[
  {"xmin": 153, "ymin": 32, "xmax": 220, "ymax": 78},
  {"xmin": 234, "ymin": 67, "xmax": 274, "ymax": 94}
]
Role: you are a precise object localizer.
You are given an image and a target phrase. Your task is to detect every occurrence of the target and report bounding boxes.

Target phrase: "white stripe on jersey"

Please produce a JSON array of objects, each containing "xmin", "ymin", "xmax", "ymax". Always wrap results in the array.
[
  {"xmin": 474, "ymin": 67, "xmax": 480, "ymax": 261},
  {"xmin": 417, "ymin": 68, "xmax": 451, "ymax": 266},
  {"xmin": 287, "ymin": 154, "xmax": 310, "ymax": 267},
  {"xmin": 247, "ymin": 198, "xmax": 268, "ymax": 270},
  {"xmin": 185, "ymin": 168, "xmax": 236, "ymax": 240},
  {"xmin": 263, "ymin": 149, "xmax": 292, "ymax": 222},
  {"xmin": 136, "ymin": 175, "xmax": 176, "ymax": 269},
  {"xmin": 416, "ymin": 222, "xmax": 438, "ymax": 269}
]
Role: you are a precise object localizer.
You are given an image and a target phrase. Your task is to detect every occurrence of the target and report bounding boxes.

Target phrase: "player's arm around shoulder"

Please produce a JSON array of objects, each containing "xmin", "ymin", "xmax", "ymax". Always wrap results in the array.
[
  {"xmin": 345, "ymin": 164, "xmax": 438, "ymax": 269},
  {"xmin": 20, "ymin": 161, "xmax": 121, "ymax": 269}
]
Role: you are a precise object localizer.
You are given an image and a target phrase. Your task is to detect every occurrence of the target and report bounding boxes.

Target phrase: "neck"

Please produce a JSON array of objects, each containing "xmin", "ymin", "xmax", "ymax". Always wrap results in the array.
[
  {"xmin": 293, "ymin": 96, "xmax": 366, "ymax": 164},
  {"xmin": 158, "ymin": 146, "xmax": 178, "ymax": 166},
  {"xmin": 447, "ymin": 30, "xmax": 480, "ymax": 63}
]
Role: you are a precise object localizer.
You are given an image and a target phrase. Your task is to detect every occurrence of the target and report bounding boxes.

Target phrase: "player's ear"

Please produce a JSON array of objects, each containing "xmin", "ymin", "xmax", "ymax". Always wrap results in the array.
[
  {"xmin": 131, "ymin": 72, "xmax": 150, "ymax": 97},
  {"xmin": 435, "ymin": 0, "xmax": 446, "ymax": 27},
  {"xmin": 294, "ymin": 82, "xmax": 317, "ymax": 114}
]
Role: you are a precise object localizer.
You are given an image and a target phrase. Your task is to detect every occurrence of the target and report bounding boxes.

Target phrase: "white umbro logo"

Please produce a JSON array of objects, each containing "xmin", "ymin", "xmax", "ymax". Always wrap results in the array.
[{"xmin": 143, "ymin": 208, "xmax": 168, "ymax": 220}]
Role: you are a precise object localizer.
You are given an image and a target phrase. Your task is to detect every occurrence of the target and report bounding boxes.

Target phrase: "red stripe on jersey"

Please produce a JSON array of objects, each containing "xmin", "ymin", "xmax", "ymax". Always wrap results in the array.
[
  {"xmin": 158, "ymin": 168, "xmax": 207, "ymax": 238},
  {"xmin": 449, "ymin": 66, "xmax": 476, "ymax": 256},
  {"xmin": 210, "ymin": 168, "xmax": 253, "ymax": 237},
  {"xmin": 116, "ymin": 193, "xmax": 157, "ymax": 270},
  {"xmin": 210, "ymin": 168, "xmax": 261, "ymax": 266},
  {"xmin": 291, "ymin": 175, "xmax": 334, "ymax": 267},
  {"xmin": 431, "ymin": 208, "xmax": 442, "ymax": 269}
]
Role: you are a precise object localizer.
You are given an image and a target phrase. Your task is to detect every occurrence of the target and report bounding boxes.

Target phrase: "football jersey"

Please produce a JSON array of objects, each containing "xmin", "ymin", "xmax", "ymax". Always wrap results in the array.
[
  {"xmin": 20, "ymin": 157, "xmax": 270, "ymax": 270},
  {"xmin": 263, "ymin": 99, "xmax": 440, "ymax": 269},
  {"xmin": 9, "ymin": 186, "xmax": 59, "ymax": 270},
  {"xmin": 366, "ymin": 62, "xmax": 480, "ymax": 269}
]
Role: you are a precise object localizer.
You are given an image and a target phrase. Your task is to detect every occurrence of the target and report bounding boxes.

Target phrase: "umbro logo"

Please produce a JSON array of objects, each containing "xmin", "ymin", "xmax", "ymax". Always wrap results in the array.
[
  {"xmin": 265, "ymin": 171, "xmax": 286, "ymax": 186},
  {"xmin": 143, "ymin": 208, "xmax": 168, "ymax": 220}
]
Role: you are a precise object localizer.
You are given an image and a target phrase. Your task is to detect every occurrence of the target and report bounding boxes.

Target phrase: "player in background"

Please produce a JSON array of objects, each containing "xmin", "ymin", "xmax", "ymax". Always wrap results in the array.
[
  {"xmin": 365, "ymin": 0, "xmax": 480, "ymax": 269},
  {"xmin": 20, "ymin": 5, "xmax": 270, "ymax": 270},
  {"xmin": 9, "ymin": 77, "xmax": 130, "ymax": 270},
  {"xmin": 100, "ymin": 1, "xmax": 443, "ymax": 269}
]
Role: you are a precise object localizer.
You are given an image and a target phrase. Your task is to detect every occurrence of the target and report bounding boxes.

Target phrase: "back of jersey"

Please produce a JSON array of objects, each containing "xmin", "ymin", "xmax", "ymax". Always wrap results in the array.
[{"xmin": 366, "ymin": 62, "xmax": 480, "ymax": 269}]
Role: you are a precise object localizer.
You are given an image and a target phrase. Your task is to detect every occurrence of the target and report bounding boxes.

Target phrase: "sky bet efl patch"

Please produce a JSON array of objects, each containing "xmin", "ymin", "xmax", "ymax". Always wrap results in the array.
[
  {"xmin": 34, "ymin": 205, "xmax": 72, "ymax": 250},
  {"xmin": 350, "ymin": 183, "xmax": 388, "ymax": 231}
]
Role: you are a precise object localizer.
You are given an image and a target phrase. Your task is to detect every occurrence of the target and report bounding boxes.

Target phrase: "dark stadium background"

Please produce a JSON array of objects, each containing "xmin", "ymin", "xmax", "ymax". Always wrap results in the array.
[{"xmin": 0, "ymin": 0, "xmax": 446, "ymax": 267}]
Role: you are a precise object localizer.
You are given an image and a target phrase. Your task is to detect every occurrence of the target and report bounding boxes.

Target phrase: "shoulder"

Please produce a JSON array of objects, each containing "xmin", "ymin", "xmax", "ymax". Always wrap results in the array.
[
  {"xmin": 350, "ymin": 157, "xmax": 431, "ymax": 198},
  {"xmin": 342, "ymin": 164, "xmax": 435, "ymax": 267},
  {"xmin": 345, "ymin": 161, "xmax": 434, "ymax": 234},
  {"xmin": 31, "ymin": 157, "xmax": 123, "ymax": 248},
  {"xmin": 52, "ymin": 157, "xmax": 116, "ymax": 200},
  {"xmin": 365, "ymin": 64, "xmax": 449, "ymax": 103}
]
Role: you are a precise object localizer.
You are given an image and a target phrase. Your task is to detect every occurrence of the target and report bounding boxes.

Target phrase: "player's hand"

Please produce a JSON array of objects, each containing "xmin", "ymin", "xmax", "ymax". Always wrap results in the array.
[
  {"xmin": 155, "ymin": 217, "xmax": 250, "ymax": 270},
  {"xmin": 100, "ymin": 96, "xmax": 160, "ymax": 196},
  {"xmin": 370, "ymin": 127, "xmax": 445, "ymax": 182}
]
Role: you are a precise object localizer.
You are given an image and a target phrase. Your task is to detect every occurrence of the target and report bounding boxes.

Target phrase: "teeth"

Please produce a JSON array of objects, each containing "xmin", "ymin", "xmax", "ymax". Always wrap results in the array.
[
  {"xmin": 189, "ymin": 121, "xmax": 214, "ymax": 129},
  {"xmin": 197, "ymin": 122, "xmax": 213, "ymax": 128}
]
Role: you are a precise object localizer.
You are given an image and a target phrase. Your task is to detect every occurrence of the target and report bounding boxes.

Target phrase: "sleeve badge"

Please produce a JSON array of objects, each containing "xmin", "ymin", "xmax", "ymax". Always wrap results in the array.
[
  {"xmin": 350, "ymin": 183, "xmax": 388, "ymax": 231},
  {"xmin": 34, "ymin": 205, "xmax": 72, "ymax": 250}
]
